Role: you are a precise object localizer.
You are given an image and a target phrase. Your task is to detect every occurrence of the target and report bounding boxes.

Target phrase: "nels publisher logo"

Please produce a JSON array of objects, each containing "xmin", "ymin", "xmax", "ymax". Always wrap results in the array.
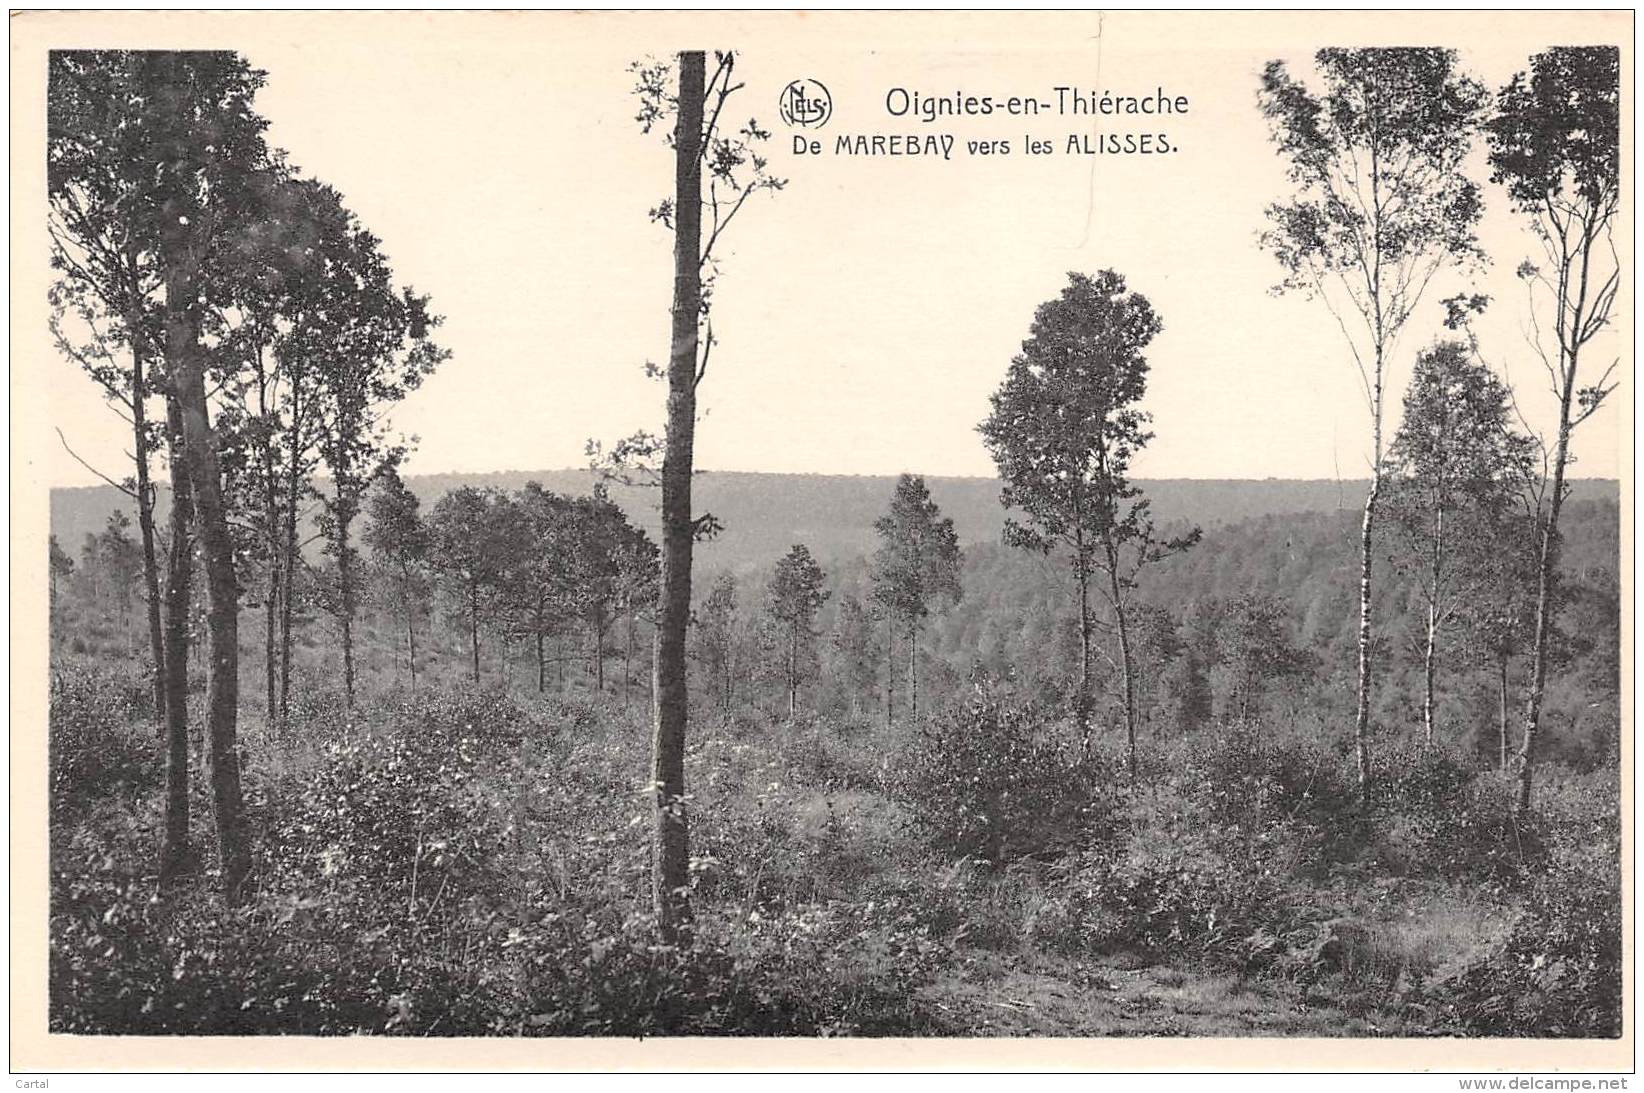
[{"xmin": 778, "ymin": 79, "xmax": 832, "ymax": 129}]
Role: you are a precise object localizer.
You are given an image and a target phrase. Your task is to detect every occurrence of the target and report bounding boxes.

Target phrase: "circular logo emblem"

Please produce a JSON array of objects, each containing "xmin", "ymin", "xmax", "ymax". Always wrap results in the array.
[{"xmin": 778, "ymin": 79, "xmax": 833, "ymax": 129}]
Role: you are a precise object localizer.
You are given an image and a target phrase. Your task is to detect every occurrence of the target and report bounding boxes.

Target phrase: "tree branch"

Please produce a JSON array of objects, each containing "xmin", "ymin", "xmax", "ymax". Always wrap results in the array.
[{"xmin": 57, "ymin": 427, "xmax": 137, "ymax": 499}]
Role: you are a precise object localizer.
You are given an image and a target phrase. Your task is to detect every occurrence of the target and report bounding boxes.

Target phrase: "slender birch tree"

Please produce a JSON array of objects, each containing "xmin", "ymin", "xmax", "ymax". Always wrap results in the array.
[
  {"xmin": 1258, "ymin": 48, "xmax": 1486, "ymax": 803},
  {"xmin": 1384, "ymin": 340, "xmax": 1534, "ymax": 745},
  {"xmin": 1485, "ymin": 46, "xmax": 1621, "ymax": 812}
]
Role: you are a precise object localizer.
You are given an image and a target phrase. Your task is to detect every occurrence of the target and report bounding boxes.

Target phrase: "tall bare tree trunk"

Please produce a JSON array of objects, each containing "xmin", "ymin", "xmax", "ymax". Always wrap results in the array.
[
  {"xmin": 128, "ymin": 336, "xmax": 167, "ymax": 723},
  {"xmin": 1422, "ymin": 487, "xmax": 1445, "ymax": 746},
  {"xmin": 625, "ymin": 612, "xmax": 635, "ymax": 710},
  {"xmin": 252, "ymin": 355, "xmax": 280, "ymax": 729},
  {"xmin": 278, "ymin": 390, "xmax": 301, "ymax": 723},
  {"xmin": 339, "ymin": 598, "xmax": 355, "ymax": 702},
  {"xmin": 468, "ymin": 584, "xmax": 481, "ymax": 684},
  {"xmin": 1498, "ymin": 654, "xmax": 1510, "ymax": 772},
  {"xmin": 1354, "ymin": 475, "xmax": 1379, "ymax": 804},
  {"xmin": 264, "ymin": 491, "xmax": 280, "ymax": 727},
  {"xmin": 406, "ymin": 610, "xmax": 418, "ymax": 689},
  {"xmin": 1516, "ymin": 410, "xmax": 1572, "ymax": 813},
  {"xmin": 788, "ymin": 627, "xmax": 798, "ymax": 721},
  {"xmin": 1075, "ymin": 560, "xmax": 1093, "ymax": 755},
  {"xmin": 405, "ymin": 564, "xmax": 419, "ymax": 691},
  {"xmin": 593, "ymin": 617, "xmax": 605, "ymax": 693},
  {"xmin": 265, "ymin": 568, "xmax": 278, "ymax": 723},
  {"xmin": 163, "ymin": 216, "xmax": 250, "ymax": 905},
  {"xmin": 1353, "ymin": 330, "xmax": 1384, "ymax": 807},
  {"xmin": 1106, "ymin": 566, "xmax": 1139, "ymax": 786},
  {"xmin": 158, "ymin": 395, "xmax": 195, "ymax": 890},
  {"xmin": 907, "ymin": 621, "xmax": 919, "ymax": 722},
  {"xmin": 651, "ymin": 50, "xmax": 704, "ymax": 944},
  {"xmin": 337, "ymin": 512, "xmax": 356, "ymax": 707},
  {"xmin": 135, "ymin": 449, "xmax": 165, "ymax": 716},
  {"xmin": 1422, "ymin": 604, "xmax": 1438, "ymax": 747},
  {"xmin": 884, "ymin": 616, "xmax": 894, "ymax": 727},
  {"xmin": 536, "ymin": 621, "xmax": 546, "ymax": 693}
]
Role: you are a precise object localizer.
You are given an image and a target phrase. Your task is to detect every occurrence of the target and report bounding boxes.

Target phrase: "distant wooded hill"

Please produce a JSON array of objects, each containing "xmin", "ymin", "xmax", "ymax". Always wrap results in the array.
[{"xmin": 49, "ymin": 471, "xmax": 1620, "ymax": 573}]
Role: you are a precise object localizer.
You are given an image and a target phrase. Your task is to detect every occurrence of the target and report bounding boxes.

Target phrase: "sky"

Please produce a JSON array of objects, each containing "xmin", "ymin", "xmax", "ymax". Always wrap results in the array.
[{"xmin": 33, "ymin": 11, "xmax": 1629, "ymax": 488}]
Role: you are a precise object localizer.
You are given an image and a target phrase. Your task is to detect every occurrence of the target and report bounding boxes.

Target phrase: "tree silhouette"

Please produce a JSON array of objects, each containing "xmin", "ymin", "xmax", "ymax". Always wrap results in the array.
[
  {"xmin": 767, "ymin": 544, "xmax": 829, "ymax": 720},
  {"xmin": 870, "ymin": 474, "xmax": 963, "ymax": 724},
  {"xmin": 1383, "ymin": 340, "xmax": 1534, "ymax": 744},
  {"xmin": 1213, "ymin": 593, "xmax": 1313, "ymax": 722},
  {"xmin": 364, "ymin": 466, "xmax": 432, "ymax": 690},
  {"xmin": 429, "ymin": 487, "xmax": 517, "ymax": 684},
  {"xmin": 695, "ymin": 574, "xmax": 738, "ymax": 721},
  {"xmin": 979, "ymin": 270, "xmax": 1198, "ymax": 773}
]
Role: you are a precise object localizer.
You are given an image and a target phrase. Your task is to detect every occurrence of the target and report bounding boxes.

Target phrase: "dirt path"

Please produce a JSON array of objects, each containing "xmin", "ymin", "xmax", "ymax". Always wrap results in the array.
[{"xmin": 919, "ymin": 952, "xmax": 1409, "ymax": 1037}]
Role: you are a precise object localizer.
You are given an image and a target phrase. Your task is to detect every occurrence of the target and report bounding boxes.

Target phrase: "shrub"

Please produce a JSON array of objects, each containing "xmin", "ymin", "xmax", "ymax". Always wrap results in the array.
[
  {"xmin": 1053, "ymin": 818, "xmax": 1310, "ymax": 975},
  {"xmin": 1370, "ymin": 740, "xmax": 1545, "ymax": 885},
  {"xmin": 1045, "ymin": 717, "xmax": 1360, "ymax": 976},
  {"xmin": 260, "ymin": 688, "xmax": 535, "ymax": 902},
  {"xmin": 489, "ymin": 898, "xmax": 942, "ymax": 1036},
  {"xmin": 53, "ymin": 687, "xmax": 551, "ymax": 1035},
  {"xmin": 49, "ymin": 666, "xmax": 159, "ymax": 819},
  {"xmin": 1430, "ymin": 774, "xmax": 1622, "ymax": 1037},
  {"xmin": 275, "ymin": 684, "xmax": 350, "ymax": 744},
  {"xmin": 1433, "ymin": 862, "xmax": 1622, "ymax": 1036},
  {"xmin": 777, "ymin": 717, "xmax": 884, "ymax": 792},
  {"xmin": 1173, "ymin": 718, "xmax": 1355, "ymax": 841},
  {"xmin": 890, "ymin": 691, "xmax": 1112, "ymax": 865}
]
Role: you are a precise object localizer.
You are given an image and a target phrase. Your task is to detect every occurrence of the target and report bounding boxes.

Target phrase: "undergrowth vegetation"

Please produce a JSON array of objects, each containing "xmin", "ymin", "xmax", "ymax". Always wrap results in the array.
[{"xmin": 49, "ymin": 658, "xmax": 1621, "ymax": 1038}]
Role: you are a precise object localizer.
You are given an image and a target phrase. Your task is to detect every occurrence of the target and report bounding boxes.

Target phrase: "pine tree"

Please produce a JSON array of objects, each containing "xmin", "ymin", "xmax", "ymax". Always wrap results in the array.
[
  {"xmin": 767, "ymin": 544, "xmax": 829, "ymax": 720},
  {"xmin": 870, "ymin": 474, "xmax": 962, "ymax": 723}
]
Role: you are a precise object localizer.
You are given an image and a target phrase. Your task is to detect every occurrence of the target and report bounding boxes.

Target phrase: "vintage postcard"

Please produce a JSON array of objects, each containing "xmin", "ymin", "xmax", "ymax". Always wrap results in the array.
[{"xmin": 10, "ymin": 9, "xmax": 1633, "ymax": 1075}]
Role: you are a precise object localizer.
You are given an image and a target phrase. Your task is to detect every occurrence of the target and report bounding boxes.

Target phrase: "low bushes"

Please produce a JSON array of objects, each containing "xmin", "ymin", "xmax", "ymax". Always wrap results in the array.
[
  {"xmin": 889, "ymin": 691, "xmax": 1116, "ymax": 865},
  {"xmin": 50, "ymin": 685, "xmax": 946, "ymax": 1036},
  {"xmin": 490, "ymin": 898, "xmax": 943, "ymax": 1036},
  {"xmin": 49, "ymin": 665, "xmax": 160, "ymax": 821},
  {"xmin": 1019, "ymin": 716, "xmax": 1619, "ymax": 1026},
  {"xmin": 1044, "ymin": 812, "xmax": 1314, "ymax": 977},
  {"xmin": 49, "ymin": 672, "xmax": 1622, "ymax": 1038},
  {"xmin": 1369, "ymin": 739, "xmax": 1542, "ymax": 885},
  {"xmin": 1429, "ymin": 772, "xmax": 1622, "ymax": 1038}
]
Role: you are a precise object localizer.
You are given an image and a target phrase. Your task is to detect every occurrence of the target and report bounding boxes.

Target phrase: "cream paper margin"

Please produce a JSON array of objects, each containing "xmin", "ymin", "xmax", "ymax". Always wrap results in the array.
[{"xmin": 8, "ymin": 7, "xmax": 1634, "ymax": 1073}]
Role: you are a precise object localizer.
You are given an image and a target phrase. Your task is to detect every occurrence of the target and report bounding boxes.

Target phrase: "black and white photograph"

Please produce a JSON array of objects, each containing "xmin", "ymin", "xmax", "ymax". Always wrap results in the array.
[{"xmin": 10, "ymin": 8, "xmax": 1632, "ymax": 1075}]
